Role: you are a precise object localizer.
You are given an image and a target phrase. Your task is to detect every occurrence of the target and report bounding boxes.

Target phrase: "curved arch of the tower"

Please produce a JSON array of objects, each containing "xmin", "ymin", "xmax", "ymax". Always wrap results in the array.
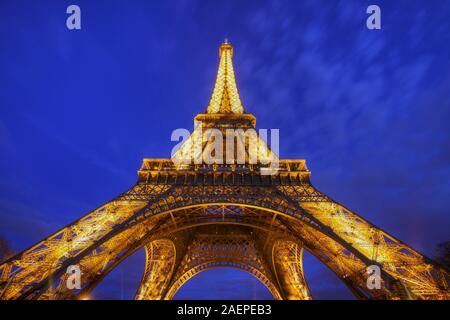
[{"xmin": 0, "ymin": 42, "xmax": 449, "ymax": 300}]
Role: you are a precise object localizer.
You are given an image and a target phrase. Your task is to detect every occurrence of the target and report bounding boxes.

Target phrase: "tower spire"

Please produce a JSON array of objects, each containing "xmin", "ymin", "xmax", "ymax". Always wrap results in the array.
[{"xmin": 206, "ymin": 40, "xmax": 244, "ymax": 114}]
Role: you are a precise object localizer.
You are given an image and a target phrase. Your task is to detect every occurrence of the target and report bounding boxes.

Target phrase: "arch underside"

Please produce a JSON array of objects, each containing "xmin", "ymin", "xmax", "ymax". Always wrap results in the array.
[{"xmin": 0, "ymin": 184, "xmax": 449, "ymax": 300}]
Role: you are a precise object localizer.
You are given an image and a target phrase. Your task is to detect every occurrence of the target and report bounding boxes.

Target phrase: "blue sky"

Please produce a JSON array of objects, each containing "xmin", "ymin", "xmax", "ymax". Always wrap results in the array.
[{"xmin": 0, "ymin": 0, "xmax": 449, "ymax": 299}]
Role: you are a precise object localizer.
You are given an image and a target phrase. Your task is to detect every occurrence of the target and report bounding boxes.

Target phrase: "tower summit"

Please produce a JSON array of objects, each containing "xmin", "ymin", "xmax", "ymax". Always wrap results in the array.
[{"xmin": 207, "ymin": 40, "xmax": 244, "ymax": 114}]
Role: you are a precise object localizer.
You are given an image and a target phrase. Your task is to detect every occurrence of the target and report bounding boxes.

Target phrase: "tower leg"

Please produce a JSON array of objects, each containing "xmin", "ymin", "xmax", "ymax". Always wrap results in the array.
[
  {"xmin": 134, "ymin": 239, "xmax": 177, "ymax": 300},
  {"xmin": 270, "ymin": 240, "xmax": 312, "ymax": 300},
  {"xmin": 135, "ymin": 231, "xmax": 191, "ymax": 300}
]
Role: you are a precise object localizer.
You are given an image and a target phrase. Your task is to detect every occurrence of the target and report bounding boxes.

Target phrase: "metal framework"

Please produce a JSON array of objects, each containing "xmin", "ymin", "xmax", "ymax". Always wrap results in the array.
[{"xmin": 0, "ymin": 41, "xmax": 449, "ymax": 300}]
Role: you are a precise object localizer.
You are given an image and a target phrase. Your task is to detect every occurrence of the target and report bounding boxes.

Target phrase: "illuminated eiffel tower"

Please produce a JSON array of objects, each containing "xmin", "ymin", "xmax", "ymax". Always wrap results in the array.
[{"xmin": 1, "ymin": 41, "xmax": 449, "ymax": 300}]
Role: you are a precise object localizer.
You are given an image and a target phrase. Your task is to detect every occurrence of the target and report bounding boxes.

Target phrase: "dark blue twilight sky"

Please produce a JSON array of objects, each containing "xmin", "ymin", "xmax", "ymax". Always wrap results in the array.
[{"xmin": 1, "ymin": 0, "xmax": 450, "ymax": 299}]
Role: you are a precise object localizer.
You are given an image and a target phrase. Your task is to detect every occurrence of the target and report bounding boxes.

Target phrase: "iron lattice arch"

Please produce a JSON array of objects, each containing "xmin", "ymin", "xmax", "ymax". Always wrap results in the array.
[{"xmin": 1, "ymin": 41, "xmax": 449, "ymax": 300}]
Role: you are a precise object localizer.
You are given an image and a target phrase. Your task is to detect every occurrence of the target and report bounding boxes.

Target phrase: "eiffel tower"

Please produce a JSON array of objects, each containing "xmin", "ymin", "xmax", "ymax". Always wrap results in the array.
[{"xmin": 1, "ymin": 41, "xmax": 449, "ymax": 300}]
